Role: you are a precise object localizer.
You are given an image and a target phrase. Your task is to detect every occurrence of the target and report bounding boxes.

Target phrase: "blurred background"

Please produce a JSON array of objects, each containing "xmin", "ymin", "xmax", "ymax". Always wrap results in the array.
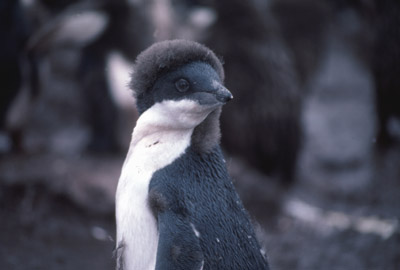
[{"xmin": 0, "ymin": 0, "xmax": 399, "ymax": 269}]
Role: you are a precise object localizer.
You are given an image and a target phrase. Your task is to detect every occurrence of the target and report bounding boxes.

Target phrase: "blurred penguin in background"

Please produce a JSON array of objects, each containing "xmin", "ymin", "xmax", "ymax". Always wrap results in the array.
[
  {"xmin": 372, "ymin": 0, "xmax": 400, "ymax": 148},
  {"xmin": 206, "ymin": 0, "xmax": 303, "ymax": 186},
  {"xmin": 77, "ymin": 0, "xmax": 152, "ymax": 153},
  {"xmin": 0, "ymin": 0, "xmax": 38, "ymax": 153},
  {"xmin": 26, "ymin": 0, "xmax": 153, "ymax": 153},
  {"xmin": 269, "ymin": 0, "xmax": 332, "ymax": 85}
]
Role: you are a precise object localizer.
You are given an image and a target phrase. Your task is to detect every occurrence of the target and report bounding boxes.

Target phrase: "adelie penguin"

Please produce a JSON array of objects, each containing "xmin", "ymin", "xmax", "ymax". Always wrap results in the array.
[{"xmin": 115, "ymin": 40, "xmax": 270, "ymax": 270}]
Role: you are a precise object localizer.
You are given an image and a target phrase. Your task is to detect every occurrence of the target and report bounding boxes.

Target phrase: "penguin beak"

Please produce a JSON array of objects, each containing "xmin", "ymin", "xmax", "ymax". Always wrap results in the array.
[
  {"xmin": 213, "ymin": 81, "xmax": 233, "ymax": 104},
  {"xmin": 189, "ymin": 80, "xmax": 233, "ymax": 106}
]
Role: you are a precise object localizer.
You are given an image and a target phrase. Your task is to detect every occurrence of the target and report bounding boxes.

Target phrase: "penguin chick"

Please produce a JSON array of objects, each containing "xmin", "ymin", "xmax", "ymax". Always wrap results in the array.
[{"xmin": 115, "ymin": 40, "xmax": 269, "ymax": 270}]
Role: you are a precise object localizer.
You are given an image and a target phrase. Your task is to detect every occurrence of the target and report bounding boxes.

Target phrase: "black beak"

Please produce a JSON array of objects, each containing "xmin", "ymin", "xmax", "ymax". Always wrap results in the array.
[
  {"xmin": 215, "ymin": 84, "xmax": 233, "ymax": 103},
  {"xmin": 189, "ymin": 81, "xmax": 233, "ymax": 106}
]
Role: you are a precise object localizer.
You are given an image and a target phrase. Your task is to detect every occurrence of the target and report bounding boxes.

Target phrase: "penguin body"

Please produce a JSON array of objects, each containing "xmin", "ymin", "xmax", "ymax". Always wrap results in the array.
[
  {"xmin": 115, "ymin": 40, "xmax": 269, "ymax": 270},
  {"xmin": 148, "ymin": 146, "xmax": 269, "ymax": 269}
]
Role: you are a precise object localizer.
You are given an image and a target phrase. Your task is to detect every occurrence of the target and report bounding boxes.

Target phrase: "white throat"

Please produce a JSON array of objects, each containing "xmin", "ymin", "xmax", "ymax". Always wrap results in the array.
[{"xmin": 115, "ymin": 99, "xmax": 213, "ymax": 270}]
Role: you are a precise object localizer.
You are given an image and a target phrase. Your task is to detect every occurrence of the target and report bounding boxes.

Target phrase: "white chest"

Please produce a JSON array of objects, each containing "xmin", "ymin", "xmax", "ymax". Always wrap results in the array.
[{"xmin": 116, "ymin": 130, "xmax": 192, "ymax": 270}]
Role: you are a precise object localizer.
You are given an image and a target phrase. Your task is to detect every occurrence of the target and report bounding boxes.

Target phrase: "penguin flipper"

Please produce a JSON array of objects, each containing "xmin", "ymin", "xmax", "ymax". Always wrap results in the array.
[{"xmin": 155, "ymin": 211, "xmax": 204, "ymax": 270}]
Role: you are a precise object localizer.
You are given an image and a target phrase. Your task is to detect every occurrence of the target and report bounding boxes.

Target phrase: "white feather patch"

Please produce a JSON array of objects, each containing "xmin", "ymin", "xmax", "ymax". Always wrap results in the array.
[
  {"xmin": 106, "ymin": 52, "xmax": 134, "ymax": 109},
  {"xmin": 54, "ymin": 11, "xmax": 109, "ymax": 45},
  {"xmin": 28, "ymin": 10, "xmax": 109, "ymax": 51},
  {"xmin": 190, "ymin": 223, "xmax": 201, "ymax": 238}
]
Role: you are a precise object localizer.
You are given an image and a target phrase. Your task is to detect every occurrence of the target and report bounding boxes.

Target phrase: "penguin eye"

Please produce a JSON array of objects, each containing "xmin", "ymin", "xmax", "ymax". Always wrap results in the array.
[{"xmin": 175, "ymin": 78, "xmax": 190, "ymax": 92}]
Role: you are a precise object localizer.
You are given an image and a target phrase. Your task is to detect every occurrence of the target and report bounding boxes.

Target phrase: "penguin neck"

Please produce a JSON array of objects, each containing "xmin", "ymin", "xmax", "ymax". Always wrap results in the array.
[
  {"xmin": 130, "ymin": 110, "xmax": 221, "ymax": 153},
  {"xmin": 191, "ymin": 107, "xmax": 222, "ymax": 153},
  {"xmin": 129, "ymin": 116, "xmax": 194, "ymax": 156},
  {"xmin": 129, "ymin": 100, "xmax": 222, "ymax": 156},
  {"xmin": 131, "ymin": 100, "xmax": 206, "ymax": 147},
  {"xmin": 123, "ymin": 106, "xmax": 195, "ymax": 180}
]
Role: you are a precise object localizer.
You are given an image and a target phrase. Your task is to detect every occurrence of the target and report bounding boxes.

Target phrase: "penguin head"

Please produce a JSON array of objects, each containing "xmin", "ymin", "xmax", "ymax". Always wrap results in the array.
[{"xmin": 130, "ymin": 40, "xmax": 232, "ymax": 116}]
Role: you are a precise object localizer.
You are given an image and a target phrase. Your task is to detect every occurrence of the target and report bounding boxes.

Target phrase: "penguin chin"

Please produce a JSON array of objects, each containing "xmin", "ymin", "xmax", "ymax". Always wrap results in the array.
[
  {"xmin": 168, "ymin": 99, "xmax": 219, "ymax": 128},
  {"xmin": 140, "ymin": 99, "xmax": 217, "ymax": 131}
]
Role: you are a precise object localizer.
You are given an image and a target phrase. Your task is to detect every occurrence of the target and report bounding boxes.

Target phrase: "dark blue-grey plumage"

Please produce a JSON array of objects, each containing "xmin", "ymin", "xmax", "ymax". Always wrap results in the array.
[{"xmin": 149, "ymin": 146, "xmax": 269, "ymax": 269}]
